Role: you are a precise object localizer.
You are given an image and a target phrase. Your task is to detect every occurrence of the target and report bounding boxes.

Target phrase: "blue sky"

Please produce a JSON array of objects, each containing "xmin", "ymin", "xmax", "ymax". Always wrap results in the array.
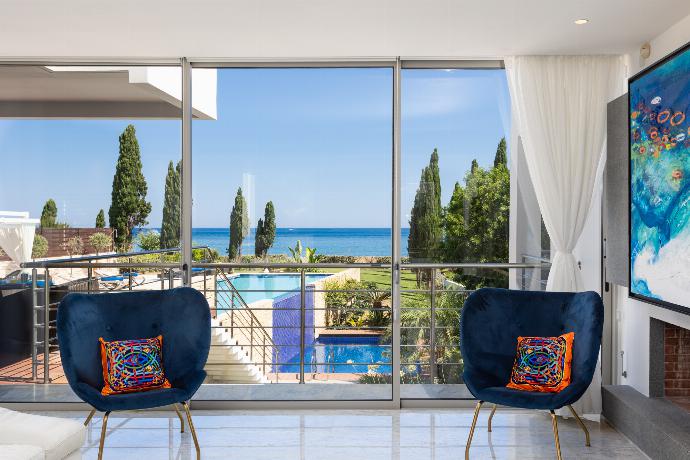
[{"xmin": 0, "ymin": 68, "xmax": 509, "ymax": 228}]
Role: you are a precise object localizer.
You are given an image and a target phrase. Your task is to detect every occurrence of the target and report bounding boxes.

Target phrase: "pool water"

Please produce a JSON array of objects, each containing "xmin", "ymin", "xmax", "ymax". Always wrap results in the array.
[
  {"xmin": 220, "ymin": 273, "xmax": 330, "ymax": 304},
  {"xmin": 280, "ymin": 335, "xmax": 392, "ymax": 374}
]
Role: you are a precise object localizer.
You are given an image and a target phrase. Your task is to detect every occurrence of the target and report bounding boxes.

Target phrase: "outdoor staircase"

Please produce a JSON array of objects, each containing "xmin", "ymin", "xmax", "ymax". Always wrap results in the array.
[
  {"xmin": 204, "ymin": 319, "xmax": 270, "ymax": 384},
  {"xmin": 202, "ymin": 271, "xmax": 276, "ymax": 384}
]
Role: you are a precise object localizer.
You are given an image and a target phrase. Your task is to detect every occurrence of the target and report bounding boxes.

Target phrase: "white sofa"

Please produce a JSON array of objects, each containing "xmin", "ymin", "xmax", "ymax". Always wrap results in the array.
[{"xmin": 0, "ymin": 408, "xmax": 85, "ymax": 460}]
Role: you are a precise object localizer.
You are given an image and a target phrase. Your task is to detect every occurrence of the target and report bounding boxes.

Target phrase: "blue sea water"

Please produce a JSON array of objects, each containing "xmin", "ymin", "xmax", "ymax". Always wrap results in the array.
[{"xmin": 187, "ymin": 227, "xmax": 407, "ymax": 257}]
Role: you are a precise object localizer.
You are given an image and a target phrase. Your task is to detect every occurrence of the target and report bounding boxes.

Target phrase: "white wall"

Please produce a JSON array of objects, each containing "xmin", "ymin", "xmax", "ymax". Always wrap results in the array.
[{"xmin": 612, "ymin": 12, "xmax": 690, "ymax": 395}]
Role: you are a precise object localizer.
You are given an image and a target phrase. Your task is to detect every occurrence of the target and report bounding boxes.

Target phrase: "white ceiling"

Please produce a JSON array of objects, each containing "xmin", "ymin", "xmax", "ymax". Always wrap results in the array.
[{"xmin": 0, "ymin": 0, "xmax": 689, "ymax": 58}]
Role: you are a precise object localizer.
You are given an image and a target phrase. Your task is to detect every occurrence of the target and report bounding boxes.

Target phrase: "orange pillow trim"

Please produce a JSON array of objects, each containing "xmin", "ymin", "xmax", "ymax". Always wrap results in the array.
[
  {"xmin": 99, "ymin": 335, "xmax": 171, "ymax": 396},
  {"xmin": 506, "ymin": 332, "xmax": 574, "ymax": 393}
]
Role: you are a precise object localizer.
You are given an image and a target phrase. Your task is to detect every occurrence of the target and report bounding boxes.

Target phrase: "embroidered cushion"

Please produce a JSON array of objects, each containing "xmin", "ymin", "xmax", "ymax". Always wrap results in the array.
[
  {"xmin": 99, "ymin": 335, "xmax": 171, "ymax": 395},
  {"xmin": 506, "ymin": 332, "xmax": 574, "ymax": 393}
]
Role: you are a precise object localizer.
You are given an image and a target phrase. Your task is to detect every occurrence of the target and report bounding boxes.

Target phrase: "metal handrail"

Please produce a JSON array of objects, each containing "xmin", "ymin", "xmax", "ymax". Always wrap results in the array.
[
  {"xmin": 21, "ymin": 260, "xmax": 547, "ymax": 270},
  {"xmin": 15, "ymin": 255, "xmax": 551, "ymax": 385},
  {"xmin": 20, "ymin": 245, "xmax": 211, "ymax": 268}
]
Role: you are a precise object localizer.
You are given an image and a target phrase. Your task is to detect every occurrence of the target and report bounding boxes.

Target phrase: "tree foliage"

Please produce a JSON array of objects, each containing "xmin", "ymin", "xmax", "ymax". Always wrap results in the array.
[
  {"xmin": 407, "ymin": 149, "xmax": 443, "ymax": 262},
  {"xmin": 95, "ymin": 209, "xmax": 106, "ymax": 228},
  {"xmin": 228, "ymin": 188, "xmax": 247, "ymax": 259},
  {"xmin": 89, "ymin": 232, "xmax": 112, "ymax": 255},
  {"xmin": 493, "ymin": 137, "xmax": 507, "ymax": 168},
  {"xmin": 160, "ymin": 160, "xmax": 181, "ymax": 249},
  {"xmin": 40, "ymin": 199, "xmax": 58, "ymax": 228},
  {"xmin": 108, "ymin": 125, "xmax": 151, "ymax": 251},
  {"xmin": 65, "ymin": 236, "xmax": 84, "ymax": 258},
  {"xmin": 136, "ymin": 230, "xmax": 161, "ymax": 251},
  {"xmin": 443, "ymin": 138, "xmax": 510, "ymax": 288},
  {"xmin": 254, "ymin": 201, "xmax": 276, "ymax": 257},
  {"xmin": 31, "ymin": 235, "xmax": 49, "ymax": 259}
]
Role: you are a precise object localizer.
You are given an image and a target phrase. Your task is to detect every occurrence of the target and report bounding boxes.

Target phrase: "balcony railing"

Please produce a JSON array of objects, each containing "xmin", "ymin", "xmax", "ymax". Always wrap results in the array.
[{"xmin": 8, "ymin": 253, "xmax": 548, "ymax": 389}]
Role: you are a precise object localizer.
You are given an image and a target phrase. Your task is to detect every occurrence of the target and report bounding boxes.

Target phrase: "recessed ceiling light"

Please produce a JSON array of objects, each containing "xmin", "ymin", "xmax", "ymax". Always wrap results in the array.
[{"xmin": 574, "ymin": 19, "xmax": 589, "ymax": 25}]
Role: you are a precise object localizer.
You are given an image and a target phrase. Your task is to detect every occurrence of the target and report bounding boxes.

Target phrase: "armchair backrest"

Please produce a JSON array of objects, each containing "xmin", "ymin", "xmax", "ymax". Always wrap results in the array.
[
  {"xmin": 57, "ymin": 287, "xmax": 211, "ymax": 390},
  {"xmin": 460, "ymin": 288, "xmax": 603, "ymax": 390}
]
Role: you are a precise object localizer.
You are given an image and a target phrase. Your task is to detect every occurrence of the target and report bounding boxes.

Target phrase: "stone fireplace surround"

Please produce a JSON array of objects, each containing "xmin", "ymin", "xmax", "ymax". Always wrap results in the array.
[
  {"xmin": 602, "ymin": 316, "xmax": 690, "ymax": 459},
  {"xmin": 649, "ymin": 318, "xmax": 690, "ymax": 410}
]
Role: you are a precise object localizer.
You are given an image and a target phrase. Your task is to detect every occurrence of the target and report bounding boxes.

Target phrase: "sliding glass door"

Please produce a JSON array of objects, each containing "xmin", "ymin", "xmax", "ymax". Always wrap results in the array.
[{"xmin": 190, "ymin": 65, "xmax": 394, "ymax": 401}]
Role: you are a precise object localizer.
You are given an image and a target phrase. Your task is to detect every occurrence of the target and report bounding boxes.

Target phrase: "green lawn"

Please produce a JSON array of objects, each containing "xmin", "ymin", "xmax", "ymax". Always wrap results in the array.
[{"xmin": 360, "ymin": 268, "xmax": 424, "ymax": 300}]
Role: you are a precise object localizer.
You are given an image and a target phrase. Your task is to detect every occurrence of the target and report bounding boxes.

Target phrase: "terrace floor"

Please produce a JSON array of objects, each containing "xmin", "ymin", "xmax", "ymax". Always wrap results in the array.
[{"xmin": 28, "ymin": 408, "xmax": 647, "ymax": 459}]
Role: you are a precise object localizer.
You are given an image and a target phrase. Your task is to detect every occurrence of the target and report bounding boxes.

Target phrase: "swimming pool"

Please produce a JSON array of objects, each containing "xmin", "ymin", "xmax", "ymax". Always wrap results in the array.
[
  {"xmin": 220, "ymin": 273, "xmax": 331, "ymax": 304},
  {"xmin": 280, "ymin": 335, "xmax": 392, "ymax": 374}
]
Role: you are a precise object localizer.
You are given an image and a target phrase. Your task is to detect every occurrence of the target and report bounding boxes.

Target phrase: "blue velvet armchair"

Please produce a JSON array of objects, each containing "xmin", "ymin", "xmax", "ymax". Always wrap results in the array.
[
  {"xmin": 460, "ymin": 288, "xmax": 604, "ymax": 460},
  {"xmin": 57, "ymin": 287, "xmax": 211, "ymax": 459}
]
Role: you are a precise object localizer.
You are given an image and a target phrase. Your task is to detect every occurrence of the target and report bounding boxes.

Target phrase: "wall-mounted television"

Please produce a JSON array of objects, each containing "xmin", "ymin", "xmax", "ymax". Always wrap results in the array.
[{"xmin": 629, "ymin": 42, "xmax": 690, "ymax": 314}]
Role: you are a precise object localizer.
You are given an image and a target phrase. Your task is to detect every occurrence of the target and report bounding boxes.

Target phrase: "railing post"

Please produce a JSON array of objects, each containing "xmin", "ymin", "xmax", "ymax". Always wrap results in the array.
[
  {"xmin": 212, "ymin": 270, "xmax": 218, "ymax": 318},
  {"xmin": 43, "ymin": 268, "xmax": 50, "ymax": 384},
  {"xmin": 230, "ymin": 308, "xmax": 234, "ymax": 337},
  {"xmin": 430, "ymin": 268, "xmax": 437, "ymax": 383},
  {"xmin": 168, "ymin": 269, "xmax": 174, "ymax": 290},
  {"xmin": 299, "ymin": 269, "xmax": 306, "ymax": 384},
  {"xmin": 128, "ymin": 257, "xmax": 133, "ymax": 290},
  {"xmin": 87, "ymin": 261, "xmax": 92, "ymax": 294},
  {"xmin": 160, "ymin": 253, "xmax": 165, "ymax": 290},
  {"xmin": 250, "ymin": 315, "xmax": 254, "ymax": 362},
  {"xmin": 31, "ymin": 268, "xmax": 37, "ymax": 381},
  {"xmin": 263, "ymin": 335, "xmax": 267, "ymax": 375}
]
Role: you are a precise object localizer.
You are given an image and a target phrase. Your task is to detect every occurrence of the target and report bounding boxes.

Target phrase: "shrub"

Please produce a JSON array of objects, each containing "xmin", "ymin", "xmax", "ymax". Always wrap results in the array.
[
  {"xmin": 324, "ymin": 278, "xmax": 360, "ymax": 327},
  {"xmin": 65, "ymin": 236, "xmax": 84, "ymax": 258},
  {"xmin": 89, "ymin": 232, "xmax": 112, "ymax": 255},
  {"xmin": 32, "ymin": 235, "xmax": 49, "ymax": 259},
  {"xmin": 136, "ymin": 230, "xmax": 160, "ymax": 251}
]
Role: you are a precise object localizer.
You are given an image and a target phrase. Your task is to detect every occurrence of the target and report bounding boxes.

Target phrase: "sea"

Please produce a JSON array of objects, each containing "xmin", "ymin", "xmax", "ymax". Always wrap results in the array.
[{"xmin": 136, "ymin": 228, "xmax": 410, "ymax": 257}]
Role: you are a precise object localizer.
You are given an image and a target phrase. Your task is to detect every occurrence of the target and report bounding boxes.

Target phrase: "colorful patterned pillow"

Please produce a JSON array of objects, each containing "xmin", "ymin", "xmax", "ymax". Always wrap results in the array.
[
  {"xmin": 99, "ymin": 335, "xmax": 171, "ymax": 395},
  {"xmin": 506, "ymin": 332, "xmax": 574, "ymax": 393}
]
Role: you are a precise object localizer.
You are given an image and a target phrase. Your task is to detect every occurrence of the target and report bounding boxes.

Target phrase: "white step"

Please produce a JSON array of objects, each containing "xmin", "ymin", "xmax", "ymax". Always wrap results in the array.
[{"xmin": 203, "ymin": 318, "xmax": 271, "ymax": 384}]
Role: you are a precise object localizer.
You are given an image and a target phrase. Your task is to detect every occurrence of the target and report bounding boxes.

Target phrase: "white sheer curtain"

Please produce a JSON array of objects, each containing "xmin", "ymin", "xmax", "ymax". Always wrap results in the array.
[
  {"xmin": 0, "ymin": 212, "xmax": 39, "ymax": 273},
  {"xmin": 505, "ymin": 56, "xmax": 624, "ymax": 419}
]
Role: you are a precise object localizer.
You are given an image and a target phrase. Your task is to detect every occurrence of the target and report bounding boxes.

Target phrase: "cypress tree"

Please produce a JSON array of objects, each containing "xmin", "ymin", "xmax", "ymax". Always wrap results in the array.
[
  {"xmin": 229, "ymin": 188, "xmax": 246, "ymax": 259},
  {"xmin": 493, "ymin": 137, "xmax": 507, "ymax": 168},
  {"xmin": 255, "ymin": 218, "xmax": 265, "ymax": 257},
  {"xmin": 160, "ymin": 160, "xmax": 181, "ymax": 249},
  {"xmin": 108, "ymin": 125, "xmax": 151, "ymax": 251},
  {"xmin": 40, "ymin": 199, "xmax": 58, "ymax": 228},
  {"xmin": 95, "ymin": 209, "xmax": 106, "ymax": 228},
  {"xmin": 254, "ymin": 201, "xmax": 276, "ymax": 257},
  {"xmin": 470, "ymin": 159, "xmax": 479, "ymax": 174},
  {"xmin": 407, "ymin": 150, "xmax": 443, "ymax": 263}
]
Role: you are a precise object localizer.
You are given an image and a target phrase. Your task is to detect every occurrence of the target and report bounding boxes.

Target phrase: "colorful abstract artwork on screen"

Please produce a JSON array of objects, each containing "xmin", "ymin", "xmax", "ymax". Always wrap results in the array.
[{"xmin": 630, "ymin": 44, "xmax": 690, "ymax": 309}]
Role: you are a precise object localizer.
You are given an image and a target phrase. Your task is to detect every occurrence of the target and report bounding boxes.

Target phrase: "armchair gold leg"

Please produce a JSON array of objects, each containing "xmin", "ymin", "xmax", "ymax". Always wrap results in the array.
[
  {"xmin": 550, "ymin": 410, "xmax": 563, "ymax": 460},
  {"xmin": 487, "ymin": 404, "xmax": 497, "ymax": 432},
  {"xmin": 173, "ymin": 404, "xmax": 185, "ymax": 433},
  {"xmin": 465, "ymin": 401, "xmax": 483, "ymax": 460},
  {"xmin": 84, "ymin": 408, "xmax": 96, "ymax": 427},
  {"xmin": 98, "ymin": 411, "xmax": 110, "ymax": 460},
  {"xmin": 567, "ymin": 404, "xmax": 591, "ymax": 447},
  {"xmin": 181, "ymin": 401, "xmax": 201, "ymax": 459}
]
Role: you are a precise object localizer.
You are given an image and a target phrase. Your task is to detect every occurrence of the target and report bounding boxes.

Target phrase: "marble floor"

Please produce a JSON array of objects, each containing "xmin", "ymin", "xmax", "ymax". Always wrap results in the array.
[{"xmin": 33, "ymin": 408, "xmax": 648, "ymax": 460}]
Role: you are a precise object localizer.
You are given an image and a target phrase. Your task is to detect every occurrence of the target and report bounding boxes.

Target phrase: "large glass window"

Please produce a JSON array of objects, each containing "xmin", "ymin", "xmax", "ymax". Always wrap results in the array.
[
  {"xmin": 0, "ymin": 61, "xmax": 538, "ymax": 405},
  {"xmin": 0, "ymin": 64, "xmax": 182, "ymax": 384},
  {"xmin": 400, "ymin": 68, "xmax": 511, "ymax": 395},
  {"xmin": 192, "ymin": 67, "xmax": 393, "ymax": 400}
]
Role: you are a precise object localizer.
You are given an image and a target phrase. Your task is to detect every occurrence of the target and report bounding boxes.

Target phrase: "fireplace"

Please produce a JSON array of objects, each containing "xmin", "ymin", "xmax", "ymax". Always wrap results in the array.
[{"xmin": 650, "ymin": 318, "xmax": 690, "ymax": 411}]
